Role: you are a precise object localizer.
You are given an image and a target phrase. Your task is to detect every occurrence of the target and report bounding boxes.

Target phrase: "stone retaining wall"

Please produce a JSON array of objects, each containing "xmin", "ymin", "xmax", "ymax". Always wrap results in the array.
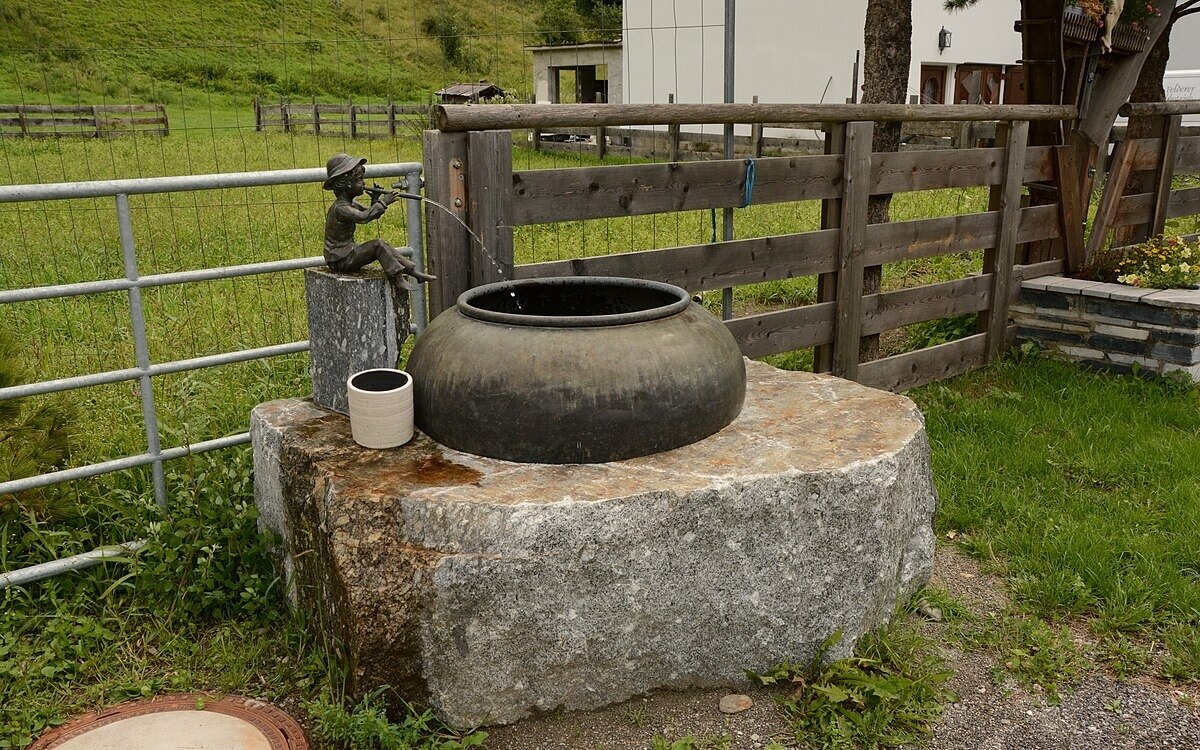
[{"xmin": 1013, "ymin": 276, "xmax": 1200, "ymax": 381}]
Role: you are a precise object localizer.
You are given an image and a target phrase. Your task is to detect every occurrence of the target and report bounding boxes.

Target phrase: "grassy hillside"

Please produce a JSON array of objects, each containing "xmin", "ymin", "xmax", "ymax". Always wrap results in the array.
[{"xmin": 0, "ymin": 0, "xmax": 555, "ymax": 108}]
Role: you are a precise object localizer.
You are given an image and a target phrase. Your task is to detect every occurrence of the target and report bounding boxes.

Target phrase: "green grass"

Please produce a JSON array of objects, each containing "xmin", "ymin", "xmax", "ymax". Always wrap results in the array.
[
  {"xmin": 0, "ymin": 0, "xmax": 543, "ymax": 110},
  {"xmin": 913, "ymin": 354, "xmax": 1200, "ymax": 682}
]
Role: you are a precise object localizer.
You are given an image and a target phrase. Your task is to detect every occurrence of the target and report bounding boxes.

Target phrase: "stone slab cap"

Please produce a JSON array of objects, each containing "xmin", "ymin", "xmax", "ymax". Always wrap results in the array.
[{"xmin": 252, "ymin": 360, "xmax": 938, "ymax": 727}]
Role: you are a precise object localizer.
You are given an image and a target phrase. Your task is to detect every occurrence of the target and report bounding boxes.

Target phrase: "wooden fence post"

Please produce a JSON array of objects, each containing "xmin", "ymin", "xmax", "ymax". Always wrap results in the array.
[
  {"xmin": 1148, "ymin": 114, "xmax": 1182, "ymax": 239},
  {"xmin": 349, "ymin": 98, "xmax": 357, "ymax": 140},
  {"xmin": 814, "ymin": 122, "xmax": 846, "ymax": 373},
  {"xmin": 423, "ymin": 130, "xmax": 472, "ymax": 316},
  {"xmin": 750, "ymin": 95, "xmax": 763, "ymax": 157},
  {"xmin": 157, "ymin": 103, "xmax": 169, "ymax": 136},
  {"xmin": 90, "ymin": 105, "xmax": 101, "ymax": 137},
  {"xmin": 831, "ymin": 121, "xmax": 873, "ymax": 380},
  {"xmin": 1053, "ymin": 144, "xmax": 1086, "ymax": 273},
  {"xmin": 388, "ymin": 98, "xmax": 397, "ymax": 138},
  {"xmin": 467, "ymin": 130, "xmax": 515, "ymax": 286},
  {"xmin": 668, "ymin": 93, "xmax": 680, "ymax": 161},
  {"xmin": 253, "ymin": 96, "xmax": 261, "ymax": 132},
  {"xmin": 984, "ymin": 120, "xmax": 1029, "ymax": 363},
  {"xmin": 596, "ymin": 93, "xmax": 607, "ymax": 160},
  {"xmin": 281, "ymin": 98, "xmax": 291, "ymax": 133},
  {"xmin": 312, "ymin": 99, "xmax": 321, "ymax": 136}
]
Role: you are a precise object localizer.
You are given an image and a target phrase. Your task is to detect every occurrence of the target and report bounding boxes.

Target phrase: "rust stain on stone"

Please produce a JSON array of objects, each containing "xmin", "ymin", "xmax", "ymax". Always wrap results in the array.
[{"xmin": 374, "ymin": 452, "xmax": 483, "ymax": 487}]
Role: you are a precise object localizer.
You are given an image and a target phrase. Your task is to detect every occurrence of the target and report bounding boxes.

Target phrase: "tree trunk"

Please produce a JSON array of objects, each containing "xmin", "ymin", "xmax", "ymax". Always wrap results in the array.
[{"xmin": 860, "ymin": 0, "xmax": 912, "ymax": 360}]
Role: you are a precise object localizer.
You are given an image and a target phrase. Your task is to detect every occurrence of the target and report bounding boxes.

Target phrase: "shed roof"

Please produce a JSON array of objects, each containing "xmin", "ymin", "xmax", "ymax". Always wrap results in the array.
[{"xmin": 436, "ymin": 82, "xmax": 506, "ymax": 98}]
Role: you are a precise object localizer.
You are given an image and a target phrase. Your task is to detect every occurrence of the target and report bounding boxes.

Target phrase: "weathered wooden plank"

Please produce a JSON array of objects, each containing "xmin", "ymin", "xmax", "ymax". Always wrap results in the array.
[
  {"xmin": 1111, "ymin": 192, "xmax": 1154, "ymax": 228},
  {"xmin": 510, "ymin": 155, "xmax": 842, "ymax": 225},
  {"xmin": 1084, "ymin": 138, "xmax": 1138, "ymax": 261},
  {"xmin": 467, "ymin": 130, "xmax": 515, "ymax": 286},
  {"xmin": 861, "ymin": 275, "xmax": 990, "ymax": 336},
  {"xmin": 724, "ymin": 302, "xmax": 834, "ymax": 358},
  {"xmin": 512, "ymin": 204, "xmax": 1063, "ymax": 294},
  {"xmin": 871, "ymin": 145, "xmax": 1054, "ymax": 193},
  {"xmin": 514, "ymin": 230, "xmax": 839, "ymax": 291},
  {"xmin": 858, "ymin": 330, "xmax": 997, "ymax": 393},
  {"xmin": 865, "ymin": 203, "xmax": 1060, "ymax": 265},
  {"xmin": 5, "ymin": 117, "xmax": 98, "ymax": 127},
  {"xmin": 1150, "ymin": 116, "xmax": 1183, "ymax": 238},
  {"xmin": 423, "ymin": 130, "xmax": 471, "ymax": 316},
  {"xmin": 0, "ymin": 103, "xmax": 161, "ymax": 114},
  {"xmin": 1128, "ymin": 137, "xmax": 1162, "ymax": 171},
  {"xmin": 986, "ymin": 120, "xmax": 1028, "ymax": 362},
  {"xmin": 814, "ymin": 123, "xmax": 845, "ymax": 373},
  {"xmin": 436, "ymin": 103, "xmax": 1077, "ymax": 131},
  {"xmin": 1054, "ymin": 145, "xmax": 1087, "ymax": 273},
  {"xmin": 510, "ymin": 145, "xmax": 1063, "ymax": 227},
  {"xmin": 1175, "ymin": 136, "xmax": 1200, "ymax": 173},
  {"xmin": 1168, "ymin": 186, "xmax": 1200, "ymax": 219},
  {"xmin": 832, "ymin": 121, "xmax": 873, "ymax": 380}
]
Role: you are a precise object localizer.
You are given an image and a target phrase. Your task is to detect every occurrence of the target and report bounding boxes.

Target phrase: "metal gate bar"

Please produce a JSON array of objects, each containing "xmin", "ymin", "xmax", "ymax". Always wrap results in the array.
[{"xmin": 0, "ymin": 161, "xmax": 424, "ymax": 586}]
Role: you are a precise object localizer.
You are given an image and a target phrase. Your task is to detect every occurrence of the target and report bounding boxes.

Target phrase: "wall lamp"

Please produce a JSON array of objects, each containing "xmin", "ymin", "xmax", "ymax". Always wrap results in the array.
[{"xmin": 938, "ymin": 27, "xmax": 952, "ymax": 54}]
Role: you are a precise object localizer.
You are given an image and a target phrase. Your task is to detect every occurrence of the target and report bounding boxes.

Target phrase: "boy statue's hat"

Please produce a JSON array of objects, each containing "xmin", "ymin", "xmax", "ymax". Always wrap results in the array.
[{"xmin": 323, "ymin": 153, "xmax": 366, "ymax": 190}]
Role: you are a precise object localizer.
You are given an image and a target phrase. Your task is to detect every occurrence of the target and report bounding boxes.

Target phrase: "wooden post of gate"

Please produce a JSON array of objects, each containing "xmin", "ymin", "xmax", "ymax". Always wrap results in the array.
[
  {"xmin": 1084, "ymin": 138, "xmax": 1139, "ymax": 264},
  {"xmin": 253, "ymin": 96, "xmax": 261, "ymax": 132},
  {"xmin": 830, "ymin": 121, "xmax": 873, "ymax": 380},
  {"xmin": 349, "ymin": 99, "xmax": 357, "ymax": 139},
  {"xmin": 668, "ymin": 93, "xmax": 680, "ymax": 162},
  {"xmin": 423, "ymin": 130, "xmax": 473, "ymax": 316},
  {"xmin": 596, "ymin": 93, "xmax": 607, "ymax": 160},
  {"xmin": 750, "ymin": 95, "xmax": 763, "ymax": 157},
  {"xmin": 984, "ymin": 120, "xmax": 1029, "ymax": 363},
  {"xmin": 1053, "ymin": 144, "xmax": 1086, "ymax": 273},
  {"xmin": 814, "ymin": 122, "xmax": 846, "ymax": 374},
  {"xmin": 312, "ymin": 100, "xmax": 321, "ymax": 136},
  {"xmin": 467, "ymin": 130, "xmax": 515, "ymax": 287},
  {"xmin": 1148, "ymin": 114, "xmax": 1183, "ymax": 239}
]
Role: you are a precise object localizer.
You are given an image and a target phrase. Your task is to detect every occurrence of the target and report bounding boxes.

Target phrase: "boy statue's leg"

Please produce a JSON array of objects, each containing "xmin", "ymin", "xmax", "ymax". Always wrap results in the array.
[{"xmin": 353, "ymin": 239, "xmax": 437, "ymax": 291}]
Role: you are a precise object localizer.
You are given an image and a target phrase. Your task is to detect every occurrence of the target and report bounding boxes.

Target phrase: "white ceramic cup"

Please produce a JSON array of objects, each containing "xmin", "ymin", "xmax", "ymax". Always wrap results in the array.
[{"xmin": 346, "ymin": 368, "xmax": 414, "ymax": 449}]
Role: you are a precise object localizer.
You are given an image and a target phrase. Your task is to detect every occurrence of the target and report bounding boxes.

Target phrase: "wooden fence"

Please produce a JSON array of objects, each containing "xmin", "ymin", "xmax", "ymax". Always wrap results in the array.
[
  {"xmin": 252, "ymin": 97, "xmax": 429, "ymax": 139},
  {"xmin": 0, "ymin": 104, "xmax": 168, "ymax": 139},
  {"xmin": 1086, "ymin": 101, "xmax": 1200, "ymax": 255},
  {"xmin": 423, "ymin": 103, "xmax": 1091, "ymax": 393}
]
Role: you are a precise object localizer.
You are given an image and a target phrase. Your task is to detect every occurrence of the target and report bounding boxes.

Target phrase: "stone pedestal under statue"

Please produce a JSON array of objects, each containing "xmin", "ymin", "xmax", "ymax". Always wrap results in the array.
[
  {"xmin": 304, "ymin": 267, "xmax": 406, "ymax": 414},
  {"xmin": 251, "ymin": 360, "xmax": 937, "ymax": 728}
]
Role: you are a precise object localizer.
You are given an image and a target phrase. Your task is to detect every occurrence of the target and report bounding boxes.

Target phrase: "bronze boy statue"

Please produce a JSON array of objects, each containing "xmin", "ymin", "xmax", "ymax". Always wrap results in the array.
[{"xmin": 322, "ymin": 153, "xmax": 437, "ymax": 292}]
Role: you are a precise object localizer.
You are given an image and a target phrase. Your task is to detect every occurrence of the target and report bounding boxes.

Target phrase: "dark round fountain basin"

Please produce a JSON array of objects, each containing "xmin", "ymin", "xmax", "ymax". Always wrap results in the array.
[{"xmin": 405, "ymin": 276, "xmax": 746, "ymax": 464}]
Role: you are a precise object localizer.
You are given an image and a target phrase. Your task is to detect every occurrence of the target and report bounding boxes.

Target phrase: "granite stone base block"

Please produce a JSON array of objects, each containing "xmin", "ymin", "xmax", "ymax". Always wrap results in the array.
[
  {"xmin": 305, "ymin": 267, "xmax": 406, "ymax": 414},
  {"xmin": 251, "ymin": 361, "xmax": 938, "ymax": 728},
  {"xmin": 1014, "ymin": 276, "xmax": 1200, "ymax": 381}
]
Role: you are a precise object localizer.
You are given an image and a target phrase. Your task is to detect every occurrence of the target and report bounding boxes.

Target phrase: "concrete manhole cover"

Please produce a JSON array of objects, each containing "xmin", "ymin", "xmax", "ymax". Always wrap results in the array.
[{"xmin": 29, "ymin": 694, "xmax": 308, "ymax": 750}]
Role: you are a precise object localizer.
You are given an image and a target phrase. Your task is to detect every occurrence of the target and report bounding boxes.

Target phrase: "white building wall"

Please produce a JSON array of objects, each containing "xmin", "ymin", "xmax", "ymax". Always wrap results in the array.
[{"xmin": 623, "ymin": 0, "xmax": 1023, "ymax": 138}]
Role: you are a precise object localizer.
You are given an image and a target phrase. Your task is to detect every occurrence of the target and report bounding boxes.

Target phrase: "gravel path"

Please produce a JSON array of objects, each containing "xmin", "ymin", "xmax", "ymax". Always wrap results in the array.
[{"xmin": 484, "ymin": 546, "xmax": 1200, "ymax": 750}]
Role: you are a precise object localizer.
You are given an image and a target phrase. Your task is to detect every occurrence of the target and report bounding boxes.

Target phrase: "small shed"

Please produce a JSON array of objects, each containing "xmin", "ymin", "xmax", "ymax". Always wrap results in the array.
[{"xmin": 435, "ymin": 82, "xmax": 507, "ymax": 104}]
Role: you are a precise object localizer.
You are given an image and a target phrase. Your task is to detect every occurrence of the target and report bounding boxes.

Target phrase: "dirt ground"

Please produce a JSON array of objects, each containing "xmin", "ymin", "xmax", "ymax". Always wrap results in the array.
[{"xmin": 483, "ymin": 546, "xmax": 1200, "ymax": 750}]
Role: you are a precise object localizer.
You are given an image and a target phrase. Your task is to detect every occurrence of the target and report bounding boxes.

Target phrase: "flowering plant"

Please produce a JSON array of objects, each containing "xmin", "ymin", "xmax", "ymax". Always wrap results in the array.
[
  {"xmin": 1115, "ymin": 235, "xmax": 1200, "ymax": 289},
  {"xmin": 1066, "ymin": 0, "xmax": 1161, "ymax": 26}
]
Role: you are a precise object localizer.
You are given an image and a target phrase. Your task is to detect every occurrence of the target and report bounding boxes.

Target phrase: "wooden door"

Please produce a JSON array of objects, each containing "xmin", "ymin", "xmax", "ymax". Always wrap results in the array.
[
  {"xmin": 954, "ymin": 64, "xmax": 1004, "ymax": 104},
  {"xmin": 919, "ymin": 65, "xmax": 947, "ymax": 104}
]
